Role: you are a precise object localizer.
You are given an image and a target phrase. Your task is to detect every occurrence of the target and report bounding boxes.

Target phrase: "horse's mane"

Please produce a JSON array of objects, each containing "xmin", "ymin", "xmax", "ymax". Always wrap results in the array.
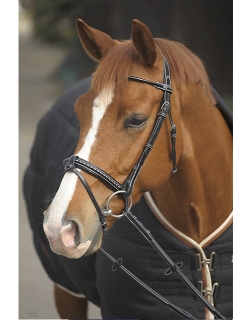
[{"xmin": 92, "ymin": 38, "xmax": 216, "ymax": 105}]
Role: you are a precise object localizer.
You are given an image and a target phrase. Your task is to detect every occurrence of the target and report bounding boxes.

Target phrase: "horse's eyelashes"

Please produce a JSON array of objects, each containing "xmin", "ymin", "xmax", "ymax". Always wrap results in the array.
[
  {"xmin": 124, "ymin": 115, "xmax": 148, "ymax": 129},
  {"xmin": 131, "ymin": 117, "xmax": 146, "ymax": 127}
]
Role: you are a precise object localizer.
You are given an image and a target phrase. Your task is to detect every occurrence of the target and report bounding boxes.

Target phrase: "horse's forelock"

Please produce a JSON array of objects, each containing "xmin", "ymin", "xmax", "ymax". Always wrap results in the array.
[
  {"xmin": 91, "ymin": 41, "xmax": 140, "ymax": 95},
  {"xmin": 91, "ymin": 38, "xmax": 215, "ymax": 106}
]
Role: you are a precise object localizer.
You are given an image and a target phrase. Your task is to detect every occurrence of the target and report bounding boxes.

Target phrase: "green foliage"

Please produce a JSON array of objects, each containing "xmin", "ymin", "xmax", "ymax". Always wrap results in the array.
[{"xmin": 29, "ymin": 0, "xmax": 83, "ymax": 45}]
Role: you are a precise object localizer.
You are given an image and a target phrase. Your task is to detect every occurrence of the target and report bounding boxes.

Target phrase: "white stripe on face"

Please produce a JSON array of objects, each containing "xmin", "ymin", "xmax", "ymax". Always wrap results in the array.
[
  {"xmin": 44, "ymin": 86, "xmax": 114, "ymax": 236},
  {"xmin": 77, "ymin": 86, "xmax": 114, "ymax": 160}
]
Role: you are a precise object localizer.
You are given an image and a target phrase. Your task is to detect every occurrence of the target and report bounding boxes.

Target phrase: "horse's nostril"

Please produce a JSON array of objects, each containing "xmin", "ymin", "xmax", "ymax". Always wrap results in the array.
[
  {"xmin": 61, "ymin": 220, "xmax": 83, "ymax": 247},
  {"xmin": 73, "ymin": 222, "xmax": 81, "ymax": 246}
]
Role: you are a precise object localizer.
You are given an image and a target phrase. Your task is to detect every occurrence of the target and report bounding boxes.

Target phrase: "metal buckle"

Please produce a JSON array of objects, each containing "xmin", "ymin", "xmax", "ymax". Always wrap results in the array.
[
  {"xmin": 197, "ymin": 281, "xmax": 219, "ymax": 305},
  {"xmin": 197, "ymin": 252, "xmax": 216, "ymax": 271}
]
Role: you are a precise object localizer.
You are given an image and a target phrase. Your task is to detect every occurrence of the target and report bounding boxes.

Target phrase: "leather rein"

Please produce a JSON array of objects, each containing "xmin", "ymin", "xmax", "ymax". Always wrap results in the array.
[{"xmin": 63, "ymin": 56, "xmax": 226, "ymax": 319}]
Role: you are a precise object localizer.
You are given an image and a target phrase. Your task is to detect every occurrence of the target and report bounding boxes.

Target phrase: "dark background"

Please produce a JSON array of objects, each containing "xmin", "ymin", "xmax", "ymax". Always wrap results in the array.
[{"xmin": 23, "ymin": 0, "xmax": 233, "ymax": 104}]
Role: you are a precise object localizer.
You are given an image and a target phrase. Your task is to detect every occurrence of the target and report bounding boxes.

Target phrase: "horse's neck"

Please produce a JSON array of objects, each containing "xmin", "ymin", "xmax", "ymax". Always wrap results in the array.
[{"xmin": 151, "ymin": 85, "xmax": 233, "ymax": 243}]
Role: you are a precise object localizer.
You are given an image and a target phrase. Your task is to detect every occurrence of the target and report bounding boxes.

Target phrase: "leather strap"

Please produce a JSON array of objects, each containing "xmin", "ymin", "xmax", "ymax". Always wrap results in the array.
[
  {"xmin": 64, "ymin": 155, "xmax": 123, "ymax": 192},
  {"xmin": 99, "ymin": 247, "xmax": 197, "ymax": 320}
]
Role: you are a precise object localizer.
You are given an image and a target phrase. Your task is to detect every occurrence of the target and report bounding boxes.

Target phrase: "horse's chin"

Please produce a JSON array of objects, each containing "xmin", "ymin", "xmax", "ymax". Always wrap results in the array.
[
  {"xmin": 49, "ymin": 225, "xmax": 103, "ymax": 258},
  {"xmin": 49, "ymin": 239, "xmax": 91, "ymax": 259}
]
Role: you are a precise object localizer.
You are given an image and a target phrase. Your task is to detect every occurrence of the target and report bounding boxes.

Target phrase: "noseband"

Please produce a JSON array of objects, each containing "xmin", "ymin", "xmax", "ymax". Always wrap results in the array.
[{"xmin": 64, "ymin": 55, "xmax": 176, "ymax": 230}]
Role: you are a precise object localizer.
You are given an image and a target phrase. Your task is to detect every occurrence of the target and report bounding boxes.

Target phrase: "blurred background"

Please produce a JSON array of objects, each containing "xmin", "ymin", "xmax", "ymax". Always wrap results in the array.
[
  {"xmin": 19, "ymin": 0, "xmax": 233, "ymax": 319},
  {"xmin": 20, "ymin": 0, "xmax": 233, "ymax": 98}
]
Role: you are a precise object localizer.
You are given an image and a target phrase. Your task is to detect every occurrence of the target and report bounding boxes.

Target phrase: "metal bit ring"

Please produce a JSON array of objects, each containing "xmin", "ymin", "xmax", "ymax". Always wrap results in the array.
[{"xmin": 102, "ymin": 190, "xmax": 132, "ymax": 218}]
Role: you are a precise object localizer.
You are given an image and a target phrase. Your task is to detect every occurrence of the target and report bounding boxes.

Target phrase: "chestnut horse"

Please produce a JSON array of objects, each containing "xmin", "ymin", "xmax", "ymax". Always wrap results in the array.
[{"xmin": 43, "ymin": 19, "xmax": 233, "ymax": 319}]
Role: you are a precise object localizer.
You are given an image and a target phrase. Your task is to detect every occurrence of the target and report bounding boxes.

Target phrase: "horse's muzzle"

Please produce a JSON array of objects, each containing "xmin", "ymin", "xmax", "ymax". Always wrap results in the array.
[{"xmin": 43, "ymin": 210, "xmax": 102, "ymax": 258}]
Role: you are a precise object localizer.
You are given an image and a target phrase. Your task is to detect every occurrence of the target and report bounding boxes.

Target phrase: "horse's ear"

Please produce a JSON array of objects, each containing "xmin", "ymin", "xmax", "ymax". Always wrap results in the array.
[
  {"xmin": 76, "ymin": 19, "xmax": 118, "ymax": 62},
  {"xmin": 132, "ymin": 19, "xmax": 159, "ymax": 67}
]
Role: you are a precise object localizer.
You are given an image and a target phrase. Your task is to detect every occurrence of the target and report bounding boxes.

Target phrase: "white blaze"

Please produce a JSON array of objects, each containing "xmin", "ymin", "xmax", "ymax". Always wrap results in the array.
[
  {"xmin": 44, "ymin": 86, "xmax": 114, "ymax": 236},
  {"xmin": 77, "ymin": 87, "xmax": 114, "ymax": 159}
]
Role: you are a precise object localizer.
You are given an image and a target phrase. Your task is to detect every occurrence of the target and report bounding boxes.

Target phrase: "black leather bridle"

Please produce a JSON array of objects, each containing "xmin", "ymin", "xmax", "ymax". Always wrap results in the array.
[
  {"xmin": 64, "ymin": 56, "xmax": 176, "ymax": 231},
  {"xmin": 63, "ymin": 56, "xmax": 226, "ymax": 319}
]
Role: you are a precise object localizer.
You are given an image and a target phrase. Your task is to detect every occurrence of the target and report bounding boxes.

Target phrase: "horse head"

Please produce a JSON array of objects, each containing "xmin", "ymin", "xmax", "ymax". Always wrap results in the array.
[{"xmin": 43, "ymin": 19, "xmax": 232, "ymax": 259}]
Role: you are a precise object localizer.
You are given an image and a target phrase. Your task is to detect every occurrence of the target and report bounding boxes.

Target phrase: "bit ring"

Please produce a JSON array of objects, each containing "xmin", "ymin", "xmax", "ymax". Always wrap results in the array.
[{"xmin": 102, "ymin": 190, "xmax": 132, "ymax": 218}]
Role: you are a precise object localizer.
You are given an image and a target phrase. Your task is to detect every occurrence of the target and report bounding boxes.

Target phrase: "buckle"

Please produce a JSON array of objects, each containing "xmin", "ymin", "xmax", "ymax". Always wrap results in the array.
[
  {"xmin": 197, "ymin": 281, "xmax": 219, "ymax": 305},
  {"xmin": 197, "ymin": 252, "xmax": 216, "ymax": 271}
]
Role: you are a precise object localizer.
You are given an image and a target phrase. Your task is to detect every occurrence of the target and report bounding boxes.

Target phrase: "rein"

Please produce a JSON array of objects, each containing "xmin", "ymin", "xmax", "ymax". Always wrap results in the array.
[{"xmin": 63, "ymin": 56, "xmax": 226, "ymax": 319}]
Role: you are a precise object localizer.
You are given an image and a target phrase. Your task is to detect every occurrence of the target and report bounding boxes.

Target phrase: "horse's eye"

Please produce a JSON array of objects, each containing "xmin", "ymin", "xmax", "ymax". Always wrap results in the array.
[{"xmin": 127, "ymin": 115, "xmax": 147, "ymax": 128}]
